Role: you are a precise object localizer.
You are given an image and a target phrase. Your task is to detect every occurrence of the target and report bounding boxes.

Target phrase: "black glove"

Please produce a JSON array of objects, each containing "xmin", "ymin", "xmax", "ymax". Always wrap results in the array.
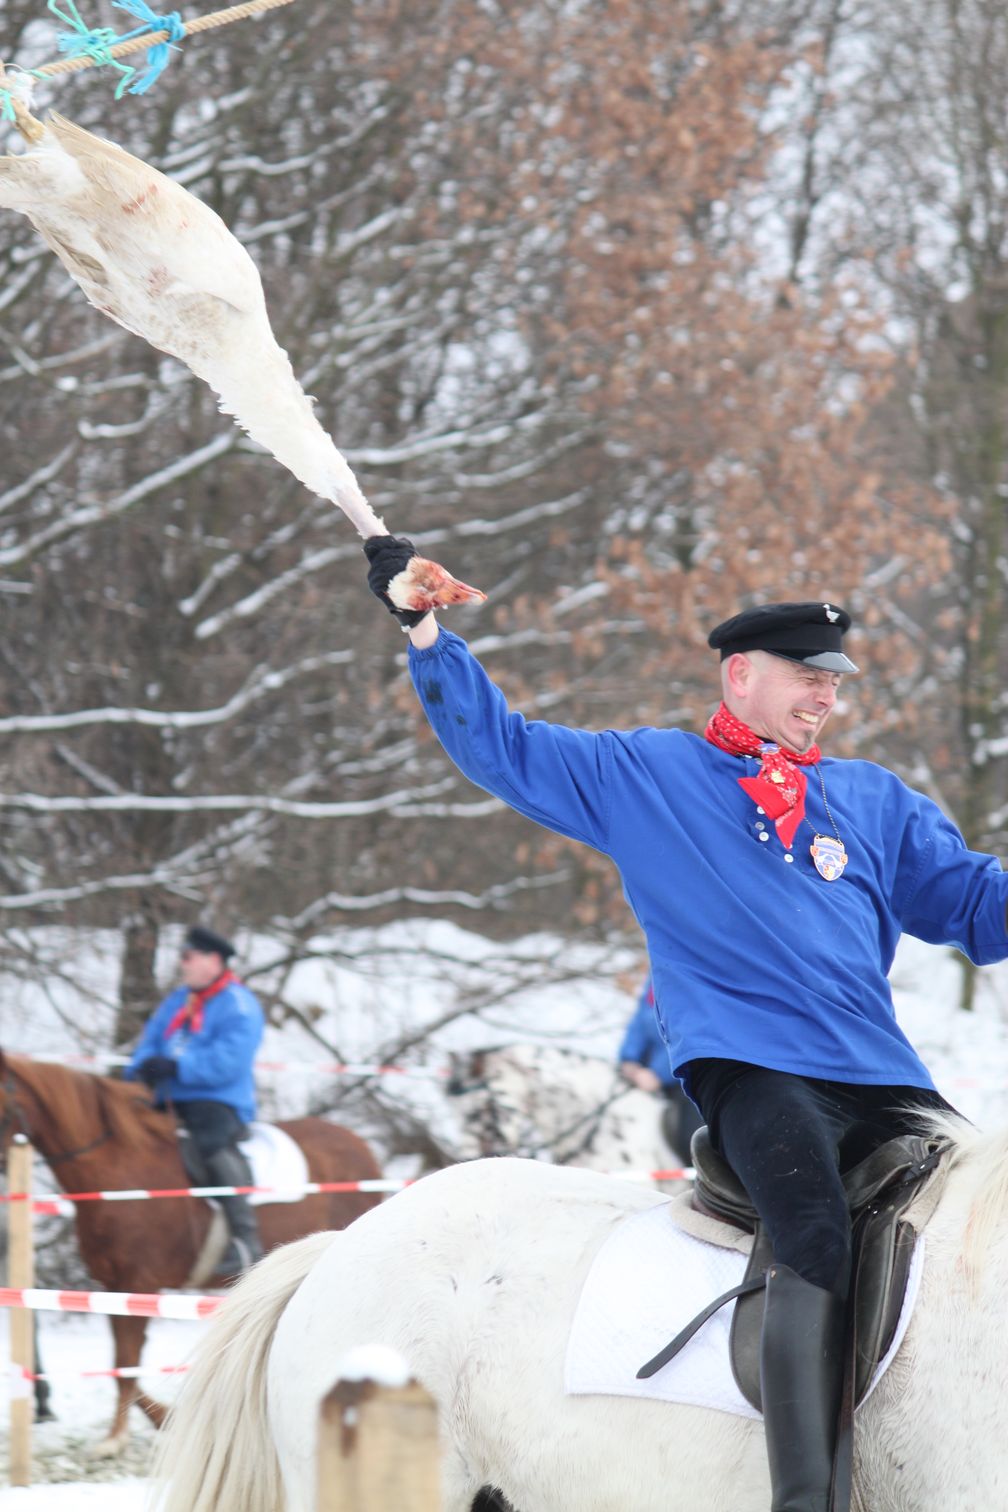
[
  {"xmin": 363, "ymin": 535, "xmax": 428, "ymax": 627},
  {"xmin": 136, "ymin": 1054, "xmax": 176, "ymax": 1087}
]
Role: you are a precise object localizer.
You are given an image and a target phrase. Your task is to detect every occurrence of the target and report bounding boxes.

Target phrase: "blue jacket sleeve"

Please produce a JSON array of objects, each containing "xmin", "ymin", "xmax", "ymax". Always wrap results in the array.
[
  {"xmin": 897, "ymin": 799, "xmax": 1008, "ymax": 964},
  {"xmin": 408, "ymin": 630, "xmax": 612, "ymax": 852}
]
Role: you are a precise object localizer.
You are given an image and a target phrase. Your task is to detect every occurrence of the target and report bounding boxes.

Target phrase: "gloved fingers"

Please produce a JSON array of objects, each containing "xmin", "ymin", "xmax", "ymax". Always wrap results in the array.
[
  {"xmin": 363, "ymin": 535, "xmax": 417, "ymax": 579},
  {"xmin": 364, "ymin": 535, "xmax": 427, "ymax": 626}
]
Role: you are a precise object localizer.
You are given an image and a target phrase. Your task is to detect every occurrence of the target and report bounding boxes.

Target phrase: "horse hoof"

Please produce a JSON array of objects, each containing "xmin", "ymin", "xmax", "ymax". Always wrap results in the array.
[{"xmin": 88, "ymin": 1435, "xmax": 127, "ymax": 1460}]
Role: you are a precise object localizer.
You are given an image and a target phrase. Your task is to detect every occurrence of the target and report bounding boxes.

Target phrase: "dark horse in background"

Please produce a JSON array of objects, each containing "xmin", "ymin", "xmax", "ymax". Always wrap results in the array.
[{"xmin": 0, "ymin": 1048, "xmax": 383, "ymax": 1455}]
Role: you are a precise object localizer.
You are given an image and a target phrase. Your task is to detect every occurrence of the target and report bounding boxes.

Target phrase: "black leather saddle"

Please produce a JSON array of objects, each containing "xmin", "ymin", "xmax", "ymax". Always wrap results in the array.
[{"xmin": 637, "ymin": 1125, "xmax": 948, "ymax": 1512}]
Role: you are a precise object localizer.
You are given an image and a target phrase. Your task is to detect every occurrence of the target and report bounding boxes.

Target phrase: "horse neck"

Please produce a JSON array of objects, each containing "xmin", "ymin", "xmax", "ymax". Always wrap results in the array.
[{"xmin": 925, "ymin": 1124, "xmax": 1008, "ymax": 1294}]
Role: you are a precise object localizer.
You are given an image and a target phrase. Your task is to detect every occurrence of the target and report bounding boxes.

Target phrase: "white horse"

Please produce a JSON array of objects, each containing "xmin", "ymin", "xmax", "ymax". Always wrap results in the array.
[
  {"xmin": 153, "ymin": 1114, "xmax": 1007, "ymax": 1512},
  {"xmin": 446, "ymin": 1044, "xmax": 688, "ymax": 1172}
]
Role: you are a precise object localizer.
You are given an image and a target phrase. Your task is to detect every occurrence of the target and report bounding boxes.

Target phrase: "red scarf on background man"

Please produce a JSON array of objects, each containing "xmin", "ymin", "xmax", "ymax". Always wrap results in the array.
[
  {"xmin": 704, "ymin": 703, "xmax": 820, "ymax": 849},
  {"xmin": 164, "ymin": 970, "xmax": 238, "ymax": 1038}
]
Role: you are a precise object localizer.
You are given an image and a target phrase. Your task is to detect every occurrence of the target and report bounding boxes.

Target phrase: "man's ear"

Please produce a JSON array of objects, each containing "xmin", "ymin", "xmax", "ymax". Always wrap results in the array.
[{"xmin": 723, "ymin": 652, "xmax": 752, "ymax": 700}]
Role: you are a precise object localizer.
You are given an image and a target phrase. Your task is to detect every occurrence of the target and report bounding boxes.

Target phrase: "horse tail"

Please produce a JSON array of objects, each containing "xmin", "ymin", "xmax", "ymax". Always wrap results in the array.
[{"xmin": 151, "ymin": 1230, "xmax": 335, "ymax": 1512}]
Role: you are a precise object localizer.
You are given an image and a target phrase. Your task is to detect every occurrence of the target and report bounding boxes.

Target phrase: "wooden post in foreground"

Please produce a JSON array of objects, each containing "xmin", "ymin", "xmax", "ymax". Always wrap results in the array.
[
  {"xmin": 317, "ymin": 1357, "xmax": 440, "ymax": 1512},
  {"xmin": 8, "ymin": 1135, "xmax": 34, "ymax": 1487}
]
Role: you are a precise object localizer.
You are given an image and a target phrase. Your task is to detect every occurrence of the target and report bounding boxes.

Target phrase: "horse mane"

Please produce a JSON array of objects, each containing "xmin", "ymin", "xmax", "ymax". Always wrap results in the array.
[
  {"xmin": 95, "ymin": 1070, "xmax": 177, "ymax": 1152},
  {"xmin": 7, "ymin": 1053, "xmax": 174, "ymax": 1155},
  {"xmin": 912, "ymin": 1107, "xmax": 1008, "ymax": 1279}
]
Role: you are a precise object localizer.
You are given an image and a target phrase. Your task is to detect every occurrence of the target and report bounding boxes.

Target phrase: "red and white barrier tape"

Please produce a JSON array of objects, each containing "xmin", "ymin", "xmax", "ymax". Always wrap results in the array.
[
  {"xmin": 4, "ymin": 1362, "xmax": 190, "ymax": 1396},
  {"xmin": 3, "ymin": 1177, "xmax": 410, "ymax": 1209},
  {"xmin": 0, "ymin": 1287, "xmax": 221, "ymax": 1319},
  {"xmin": 4, "ymin": 1169, "xmax": 693, "ymax": 1209},
  {"xmin": 0, "ymin": 1290, "xmax": 220, "ymax": 1399}
]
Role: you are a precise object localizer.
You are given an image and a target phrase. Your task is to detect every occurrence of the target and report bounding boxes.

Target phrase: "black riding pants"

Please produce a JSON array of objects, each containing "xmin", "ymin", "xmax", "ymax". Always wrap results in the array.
[
  {"xmin": 686, "ymin": 1058, "xmax": 956, "ymax": 1297},
  {"xmin": 175, "ymin": 1099, "xmax": 248, "ymax": 1161}
]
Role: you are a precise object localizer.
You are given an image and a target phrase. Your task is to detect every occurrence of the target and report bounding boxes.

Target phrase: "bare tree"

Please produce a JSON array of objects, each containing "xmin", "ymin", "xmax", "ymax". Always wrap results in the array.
[
  {"xmin": 0, "ymin": 0, "xmax": 980, "ymax": 1039},
  {"xmin": 751, "ymin": 0, "xmax": 1008, "ymax": 1002}
]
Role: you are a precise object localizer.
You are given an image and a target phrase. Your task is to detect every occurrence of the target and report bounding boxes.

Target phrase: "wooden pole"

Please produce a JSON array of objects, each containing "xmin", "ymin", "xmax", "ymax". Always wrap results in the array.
[
  {"xmin": 0, "ymin": 64, "xmax": 45, "ymax": 142},
  {"xmin": 8, "ymin": 1135, "xmax": 35, "ymax": 1488},
  {"xmin": 317, "ymin": 1377, "xmax": 441, "ymax": 1512}
]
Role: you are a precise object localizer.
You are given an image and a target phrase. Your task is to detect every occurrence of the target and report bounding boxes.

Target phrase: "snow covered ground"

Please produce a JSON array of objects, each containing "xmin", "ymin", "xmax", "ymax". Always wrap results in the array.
[
  {"xmin": 1, "ymin": 920, "xmax": 1008, "ymax": 1501},
  {"xmin": 0, "ymin": 1314, "xmax": 202, "ymax": 1506}
]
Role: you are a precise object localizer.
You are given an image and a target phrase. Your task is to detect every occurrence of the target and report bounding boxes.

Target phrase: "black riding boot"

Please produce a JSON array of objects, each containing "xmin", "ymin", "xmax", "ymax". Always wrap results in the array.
[
  {"xmin": 34, "ymin": 1375, "xmax": 55, "ymax": 1423},
  {"xmin": 203, "ymin": 1143, "xmax": 264, "ymax": 1278},
  {"xmin": 33, "ymin": 1316, "xmax": 55, "ymax": 1421},
  {"xmin": 759, "ymin": 1263, "xmax": 845, "ymax": 1512}
]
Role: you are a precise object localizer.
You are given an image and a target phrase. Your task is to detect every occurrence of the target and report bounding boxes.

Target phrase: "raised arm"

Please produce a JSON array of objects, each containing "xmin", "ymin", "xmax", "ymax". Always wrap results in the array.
[
  {"xmin": 409, "ymin": 612, "xmax": 439, "ymax": 650},
  {"xmin": 364, "ymin": 536, "xmax": 611, "ymax": 852}
]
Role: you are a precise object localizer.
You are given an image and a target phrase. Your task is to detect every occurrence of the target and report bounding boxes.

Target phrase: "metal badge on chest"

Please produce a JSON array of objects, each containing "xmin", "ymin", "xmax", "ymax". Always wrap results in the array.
[{"xmin": 808, "ymin": 766, "xmax": 848, "ymax": 880}]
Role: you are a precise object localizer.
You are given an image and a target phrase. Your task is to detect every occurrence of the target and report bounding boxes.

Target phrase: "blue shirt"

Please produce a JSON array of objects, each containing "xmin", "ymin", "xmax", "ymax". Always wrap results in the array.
[
  {"xmin": 409, "ymin": 629, "xmax": 1008, "ymax": 1094},
  {"xmin": 125, "ymin": 978, "xmax": 264, "ymax": 1122},
  {"xmin": 618, "ymin": 978, "xmax": 674, "ymax": 1086}
]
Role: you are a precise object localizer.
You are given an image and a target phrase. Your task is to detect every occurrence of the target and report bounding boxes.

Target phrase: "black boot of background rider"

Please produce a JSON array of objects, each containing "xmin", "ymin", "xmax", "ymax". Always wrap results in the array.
[
  {"xmin": 203, "ymin": 1142, "xmax": 264, "ymax": 1278},
  {"xmin": 32, "ymin": 1316, "xmax": 55, "ymax": 1421},
  {"xmin": 759, "ymin": 1263, "xmax": 846, "ymax": 1512},
  {"xmin": 34, "ymin": 1376, "xmax": 55, "ymax": 1422}
]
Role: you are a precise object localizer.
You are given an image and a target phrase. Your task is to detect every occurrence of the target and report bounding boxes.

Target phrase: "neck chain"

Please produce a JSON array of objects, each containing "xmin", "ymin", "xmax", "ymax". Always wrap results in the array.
[{"xmin": 806, "ymin": 765, "xmax": 848, "ymax": 880}]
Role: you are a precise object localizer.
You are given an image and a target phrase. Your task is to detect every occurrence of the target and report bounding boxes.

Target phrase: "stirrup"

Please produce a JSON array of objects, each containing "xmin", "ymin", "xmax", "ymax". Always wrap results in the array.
[{"xmin": 210, "ymin": 1237, "xmax": 259, "ymax": 1279}]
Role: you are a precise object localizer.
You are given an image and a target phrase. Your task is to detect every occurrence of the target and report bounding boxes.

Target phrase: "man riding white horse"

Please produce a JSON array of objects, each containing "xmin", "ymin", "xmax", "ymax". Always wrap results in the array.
[{"xmin": 364, "ymin": 538, "xmax": 1003, "ymax": 1512}]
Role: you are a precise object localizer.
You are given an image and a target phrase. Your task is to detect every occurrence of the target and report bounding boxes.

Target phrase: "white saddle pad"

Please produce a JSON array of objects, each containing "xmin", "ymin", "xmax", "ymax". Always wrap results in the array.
[
  {"xmin": 238, "ymin": 1121, "xmax": 310, "ymax": 1206},
  {"xmin": 564, "ymin": 1203, "xmax": 924, "ymax": 1419}
]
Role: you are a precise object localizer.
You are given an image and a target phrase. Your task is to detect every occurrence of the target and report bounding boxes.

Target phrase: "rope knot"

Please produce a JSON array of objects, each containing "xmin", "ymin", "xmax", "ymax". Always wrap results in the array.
[
  {"xmin": 113, "ymin": 2, "xmax": 187, "ymax": 95},
  {"xmin": 48, "ymin": 0, "xmax": 138, "ymax": 96}
]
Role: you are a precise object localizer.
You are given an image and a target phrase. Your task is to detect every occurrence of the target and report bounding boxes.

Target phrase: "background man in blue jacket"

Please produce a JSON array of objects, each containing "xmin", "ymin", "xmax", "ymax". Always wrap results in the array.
[
  {"xmin": 364, "ymin": 535, "xmax": 991, "ymax": 1512},
  {"xmin": 126, "ymin": 924, "xmax": 265, "ymax": 1277},
  {"xmin": 619, "ymin": 973, "xmax": 703, "ymax": 1165}
]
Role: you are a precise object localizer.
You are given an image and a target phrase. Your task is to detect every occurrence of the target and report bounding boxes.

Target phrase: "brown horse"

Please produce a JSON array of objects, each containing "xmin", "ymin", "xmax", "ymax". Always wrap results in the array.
[{"xmin": 0, "ymin": 1048, "xmax": 383, "ymax": 1455}]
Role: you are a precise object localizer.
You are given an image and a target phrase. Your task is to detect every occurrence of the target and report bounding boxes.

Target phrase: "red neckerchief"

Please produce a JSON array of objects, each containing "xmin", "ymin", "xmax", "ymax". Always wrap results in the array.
[
  {"xmin": 164, "ymin": 969, "xmax": 238, "ymax": 1037},
  {"xmin": 704, "ymin": 702, "xmax": 820, "ymax": 849}
]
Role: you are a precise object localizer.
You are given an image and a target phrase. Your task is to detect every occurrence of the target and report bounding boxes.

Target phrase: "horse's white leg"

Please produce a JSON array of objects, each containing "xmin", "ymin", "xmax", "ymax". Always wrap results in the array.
[{"xmin": 441, "ymin": 1451, "xmax": 486, "ymax": 1512}]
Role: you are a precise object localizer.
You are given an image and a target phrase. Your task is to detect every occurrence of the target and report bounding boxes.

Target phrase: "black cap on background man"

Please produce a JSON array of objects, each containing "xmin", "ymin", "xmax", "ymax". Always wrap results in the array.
[
  {"xmin": 184, "ymin": 925, "xmax": 235, "ymax": 960},
  {"xmin": 707, "ymin": 601, "xmax": 858, "ymax": 674}
]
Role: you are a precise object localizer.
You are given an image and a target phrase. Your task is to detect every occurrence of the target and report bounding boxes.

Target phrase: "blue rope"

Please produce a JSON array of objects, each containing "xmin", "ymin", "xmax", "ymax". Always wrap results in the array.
[
  {"xmin": 112, "ymin": 1, "xmax": 186, "ymax": 96},
  {"xmin": 44, "ymin": 0, "xmax": 187, "ymax": 100},
  {"xmin": 0, "ymin": 88, "xmax": 17, "ymax": 124},
  {"xmin": 46, "ymin": 0, "xmax": 137, "ymax": 98}
]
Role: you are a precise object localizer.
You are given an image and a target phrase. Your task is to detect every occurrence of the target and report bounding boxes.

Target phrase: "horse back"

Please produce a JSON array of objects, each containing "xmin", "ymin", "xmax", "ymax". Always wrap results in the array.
[{"xmin": 269, "ymin": 1116, "xmax": 383, "ymax": 1235}]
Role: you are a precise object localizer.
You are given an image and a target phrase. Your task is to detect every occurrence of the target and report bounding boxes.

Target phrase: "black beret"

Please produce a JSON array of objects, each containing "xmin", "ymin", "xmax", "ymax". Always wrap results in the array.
[
  {"xmin": 707, "ymin": 601, "xmax": 858, "ymax": 674},
  {"xmin": 184, "ymin": 925, "xmax": 236, "ymax": 959}
]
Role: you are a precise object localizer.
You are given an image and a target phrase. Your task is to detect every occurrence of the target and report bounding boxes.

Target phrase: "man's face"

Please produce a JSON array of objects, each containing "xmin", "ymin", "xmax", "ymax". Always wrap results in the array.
[
  {"xmin": 180, "ymin": 948, "xmax": 225, "ymax": 990},
  {"xmin": 727, "ymin": 651, "xmax": 842, "ymax": 753}
]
